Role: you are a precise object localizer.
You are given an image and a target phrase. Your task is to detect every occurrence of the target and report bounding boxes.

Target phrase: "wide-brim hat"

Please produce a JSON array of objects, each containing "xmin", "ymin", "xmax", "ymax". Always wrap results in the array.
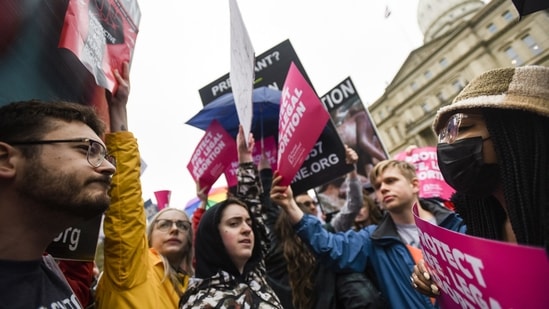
[{"xmin": 433, "ymin": 65, "xmax": 549, "ymax": 133}]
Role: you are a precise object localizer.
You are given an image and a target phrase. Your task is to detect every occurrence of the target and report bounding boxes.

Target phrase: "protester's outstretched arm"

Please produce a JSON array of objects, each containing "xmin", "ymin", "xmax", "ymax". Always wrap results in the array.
[
  {"xmin": 330, "ymin": 145, "xmax": 361, "ymax": 232},
  {"xmin": 192, "ymin": 182, "xmax": 208, "ymax": 234},
  {"xmin": 256, "ymin": 153, "xmax": 278, "ymax": 248},
  {"xmin": 99, "ymin": 61, "xmax": 148, "ymax": 291},
  {"xmin": 107, "ymin": 62, "xmax": 130, "ymax": 132},
  {"xmin": 270, "ymin": 174, "xmax": 304, "ymax": 225},
  {"xmin": 237, "ymin": 125, "xmax": 254, "ymax": 165}
]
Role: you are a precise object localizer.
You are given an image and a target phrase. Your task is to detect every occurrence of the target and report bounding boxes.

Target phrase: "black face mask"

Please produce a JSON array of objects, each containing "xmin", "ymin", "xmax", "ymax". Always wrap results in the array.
[{"xmin": 437, "ymin": 137, "xmax": 499, "ymax": 197}]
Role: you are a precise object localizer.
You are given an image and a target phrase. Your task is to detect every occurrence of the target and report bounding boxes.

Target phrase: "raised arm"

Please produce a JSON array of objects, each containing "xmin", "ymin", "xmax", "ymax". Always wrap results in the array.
[
  {"xmin": 98, "ymin": 62, "xmax": 149, "ymax": 290},
  {"xmin": 330, "ymin": 145, "xmax": 362, "ymax": 232},
  {"xmin": 234, "ymin": 126, "xmax": 271, "ymax": 258},
  {"xmin": 270, "ymin": 173, "xmax": 373, "ymax": 273}
]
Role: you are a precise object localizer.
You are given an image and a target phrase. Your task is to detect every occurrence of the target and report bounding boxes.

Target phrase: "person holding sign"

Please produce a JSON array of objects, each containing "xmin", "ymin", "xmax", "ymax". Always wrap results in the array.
[
  {"xmin": 412, "ymin": 65, "xmax": 549, "ymax": 297},
  {"xmin": 95, "ymin": 63, "xmax": 193, "ymax": 308},
  {"xmin": 179, "ymin": 126, "xmax": 282, "ymax": 308},
  {"xmin": 271, "ymin": 159, "xmax": 465, "ymax": 308},
  {"xmin": 0, "ymin": 100, "xmax": 115, "ymax": 308}
]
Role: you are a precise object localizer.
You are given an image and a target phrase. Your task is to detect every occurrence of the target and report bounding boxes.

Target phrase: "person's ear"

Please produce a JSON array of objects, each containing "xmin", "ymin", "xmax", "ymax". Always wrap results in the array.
[
  {"xmin": 0, "ymin": 142, "xmax": 18, "ymax": 179},
  {"xmin": 410, "ymin": 177, "xmax": 420, "ymax": 194}
]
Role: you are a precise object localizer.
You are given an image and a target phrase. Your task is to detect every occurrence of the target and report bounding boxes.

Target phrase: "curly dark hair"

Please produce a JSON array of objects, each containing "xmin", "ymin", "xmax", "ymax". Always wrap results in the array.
[
  {"xmin": 274, "ymin": 210, "xmax": 317, "ymax": 308},
  {"xmin": 452, "ymin": 109, "xmax": 549, "ymax": 254}
]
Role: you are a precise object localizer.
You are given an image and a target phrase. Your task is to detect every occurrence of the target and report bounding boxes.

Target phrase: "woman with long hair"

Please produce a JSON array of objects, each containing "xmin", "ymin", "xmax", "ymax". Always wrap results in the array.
[
  {"xmin": 95, "ymin": 63, "xmax": 192, "ymax": 308},
  {"xmin": 412, "ymin": 65, "xmax": 549, "ymax": 295}
]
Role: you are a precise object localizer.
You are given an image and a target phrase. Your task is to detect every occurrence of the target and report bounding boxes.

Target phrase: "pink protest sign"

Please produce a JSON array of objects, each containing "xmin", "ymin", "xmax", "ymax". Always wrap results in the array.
[
  {"xmin": 413, "ymin": 205, "xmax": 549, "ymax": 308},
  {"xmin": 277, "ymin": 62, "xmax": 330, "ymax": 186},
  {"xmin": 224, "ymin": 136, "xmax": 278, "ymax": 187},
  {"xmin": 154, "ymin": 190, "xmax": 171, "ymax": 211},
  {"xmin": 59, "ymin": 0, "xmax": 141, "ymax": 93},
  {"xmin": 394, "ymin": 146, "xmax": 454, "ymax": 200},
  {"xmin": 187, "ymin": 120, "xmax": 237, "ymax": 190}
]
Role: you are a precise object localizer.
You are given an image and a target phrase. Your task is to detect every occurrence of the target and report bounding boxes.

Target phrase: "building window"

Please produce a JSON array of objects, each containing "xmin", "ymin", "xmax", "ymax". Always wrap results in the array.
[
  {"xmin": 452, "ymin": 80, "xmax": 464, "ymax": 92},
  {"xmin": 487, "ymin": 23, "xmax": 498, "ymax": 33},
  {"xmin": 504, "ymin": 46, "xmax": 523, "ymax": 66},
  {"xmin": 436, "ymin": 92, "xmax": 445, "ymax": 103},
  {"xmin": 421, "ymin": 102, "xmax": 431, "ymax": 112},
  {"xmin": 439, "ymin": 58, "xmax": 449, "ymax": 67},
  {"xmin": 522, "ymin": 34, "xmax": 542, "ymax": 55},
  {"xmin": 411, "ymin": 81, "xmax": 418, "ymax": 91},
  {"xmin": 502, "ymin": 10, "xmax": 513, "ymax": 22},
  {"xmin": 424, "ymin": 70, "xmax": 433, "ymax": 80}
]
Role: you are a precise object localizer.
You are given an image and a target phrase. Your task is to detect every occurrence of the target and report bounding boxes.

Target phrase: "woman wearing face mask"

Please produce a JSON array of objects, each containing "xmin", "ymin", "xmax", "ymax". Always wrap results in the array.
[{"xmin": 411, "ymin": 65, "xmax": 549, "ymax": 296}]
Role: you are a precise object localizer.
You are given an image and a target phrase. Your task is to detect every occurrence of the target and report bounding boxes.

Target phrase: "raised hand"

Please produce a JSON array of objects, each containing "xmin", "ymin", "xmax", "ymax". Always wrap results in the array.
[{"xmin": 107, "ymin": 62, "xmax": 130, "ymax": 132}]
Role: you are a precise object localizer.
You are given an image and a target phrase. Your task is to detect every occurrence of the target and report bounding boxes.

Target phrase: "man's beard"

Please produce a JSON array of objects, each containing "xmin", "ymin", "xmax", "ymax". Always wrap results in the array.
[{"xmin": 17, "ymin": 159, "xmax": 110, "ymax": 220}]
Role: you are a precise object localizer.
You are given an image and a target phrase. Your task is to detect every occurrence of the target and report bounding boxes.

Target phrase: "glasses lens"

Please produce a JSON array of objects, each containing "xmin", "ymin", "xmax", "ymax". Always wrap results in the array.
[
  {"xmin": 438, "ymin": 114, "xmax": 462, "ymax": 144},
  {"xmin": 156, "ymin": 219, "xmax": 171, "ymax": 232},
  {"xmin": 88, "ymin": 141, "xmax": 105, "ymax": 167},
  {"xmin": 156, "ymin": 219, "xmax": 190, "ymax": 232},
  {"xmin": 175, "ymin": 221, "xmax": 191, "ymax": 231},
  {"xmin": 105, "ymin": 154, "xmax": 116, "ymax": 167}
]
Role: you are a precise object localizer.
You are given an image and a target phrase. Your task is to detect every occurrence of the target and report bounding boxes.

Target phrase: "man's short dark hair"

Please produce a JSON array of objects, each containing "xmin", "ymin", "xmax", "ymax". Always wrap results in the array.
[{"xmin": 0, "ymin": 100, "xmax": 105, "ymax": 143}]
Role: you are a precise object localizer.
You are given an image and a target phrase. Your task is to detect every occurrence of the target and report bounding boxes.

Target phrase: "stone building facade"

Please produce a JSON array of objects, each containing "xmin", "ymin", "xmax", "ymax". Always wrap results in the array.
[{"xmin": 369, "ymin": 0, "xmax": 549, "ymax": 156}]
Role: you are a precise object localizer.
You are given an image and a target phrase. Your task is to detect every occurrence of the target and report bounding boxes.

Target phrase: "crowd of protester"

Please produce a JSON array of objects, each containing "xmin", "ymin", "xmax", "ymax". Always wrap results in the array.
[{"xmin": 1, "ymin": 61, "xmax": 548, "ymax": 308}]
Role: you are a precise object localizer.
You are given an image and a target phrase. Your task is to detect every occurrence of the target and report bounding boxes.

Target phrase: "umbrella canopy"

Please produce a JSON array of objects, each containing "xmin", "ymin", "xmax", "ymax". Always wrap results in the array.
[
  {"xmin": 184, "ymin": 186, "xmax": 228, "ymax": 217},
  {"xmin": 186, "ymin": 86, "xmax": 282, "ymax": 139},
  {"xmin": 511, "ymin": 0, "xmax": 549, "ymax": 16}
]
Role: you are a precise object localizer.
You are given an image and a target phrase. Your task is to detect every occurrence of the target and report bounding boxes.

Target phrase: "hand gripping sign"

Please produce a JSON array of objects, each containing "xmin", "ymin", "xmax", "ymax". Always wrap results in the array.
[
  {"xmin": 276, "ymin": 62, "xmax": 330, "ymax": 186},
  {"xmin": 187, "ymin": 120, "xmax": 237, "ymax": 192}
]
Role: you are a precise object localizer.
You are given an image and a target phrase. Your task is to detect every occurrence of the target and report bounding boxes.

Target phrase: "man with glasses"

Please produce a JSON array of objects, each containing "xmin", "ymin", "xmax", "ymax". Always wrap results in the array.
[
  {"xmin": 295, "ymin": 194, "xmax": 319, "ymax": 215},
  {"xmin": 0, "ymin": 98, "xmax": 115, "ymax": 307}
]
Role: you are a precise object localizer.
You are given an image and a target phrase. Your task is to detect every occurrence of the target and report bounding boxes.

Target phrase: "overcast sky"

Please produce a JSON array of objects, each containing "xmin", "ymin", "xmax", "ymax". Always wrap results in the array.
[{"xmin": 127, "ymin": 0, "xmax": 424, "ymax": 209}]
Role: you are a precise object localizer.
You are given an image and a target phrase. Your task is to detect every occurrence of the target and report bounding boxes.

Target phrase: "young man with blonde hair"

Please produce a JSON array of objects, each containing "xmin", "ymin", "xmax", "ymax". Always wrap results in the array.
[{"xmin": 271, "ymin": 159, "xmax": 466, "ymax": 308}]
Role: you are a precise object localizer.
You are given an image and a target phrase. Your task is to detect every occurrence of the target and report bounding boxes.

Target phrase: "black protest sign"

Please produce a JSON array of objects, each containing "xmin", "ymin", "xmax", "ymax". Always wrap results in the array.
[
  {"xmin": 198, "ymin": 39, "xmax": 312, "ymax": 106},
  {"xmin": 290, "ymin": 120, "xmax": 353, "ymax": 195},
  {"xmin": 198, "ymin": 39, "xmax": 352, "ymax": 195},
  {"xmin": 321, "ymin": 77, "xmax": 388, "ymax": 179},
  {"xmin": 314, "ymin": 77, "xmax": 389, "ymax": 213},
  {"xmin": 46, "ymin": 214, "xmax": 102, "ymax": 261}
]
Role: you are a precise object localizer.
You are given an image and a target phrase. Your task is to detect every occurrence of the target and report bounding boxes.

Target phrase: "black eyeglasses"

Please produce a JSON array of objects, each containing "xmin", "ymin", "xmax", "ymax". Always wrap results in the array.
[
  {"xmin": 156, "ymin": 219, "xmax": 191, "ymax": 232},
  {"xmin": 8, "ymin": 138, "xmax": 115, "ymax": 168}
]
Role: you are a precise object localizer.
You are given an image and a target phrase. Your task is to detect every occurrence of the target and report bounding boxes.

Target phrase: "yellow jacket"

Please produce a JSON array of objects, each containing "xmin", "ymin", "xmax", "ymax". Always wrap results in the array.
[{"xmin": 95, "ymin": 132, "xmax": 188, "ymax": 308}]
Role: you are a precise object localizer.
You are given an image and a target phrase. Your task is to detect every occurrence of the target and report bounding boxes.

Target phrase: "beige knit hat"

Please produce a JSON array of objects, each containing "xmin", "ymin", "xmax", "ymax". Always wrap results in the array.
[{"xmin": 433, "ymin": 65, "xmax": 549, "ymax": 133}]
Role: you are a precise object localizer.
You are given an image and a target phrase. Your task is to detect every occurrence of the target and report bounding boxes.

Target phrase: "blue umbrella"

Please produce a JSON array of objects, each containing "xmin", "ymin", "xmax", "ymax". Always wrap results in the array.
[{"xmin": 186, "ymin": 86, "xmax": 282, "ymax": 139}]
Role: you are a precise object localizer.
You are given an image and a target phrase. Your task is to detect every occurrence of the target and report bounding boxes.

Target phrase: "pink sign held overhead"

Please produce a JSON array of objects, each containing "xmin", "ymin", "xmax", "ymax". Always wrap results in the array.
[
  {"xmin": 224, "ymin": 136, "xmax": 278, "ymax": 187},
  {"xmin": 413, "ymin": 204, "xmax": 549, "ymax": 309},
  {"xmin": 394, "ymin": 146, "xmax": 455, "ymax": 200},
  {"xmin": 277, "ymin": 62, "xmax": 330, "ymax": 186},
  {"xmin": 154, "ymin": 190, "xmax": 171, "ymax": 211},
  {"xmin": 187, "ymin": 120, "xmax": 237, "ymax": 191}
]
